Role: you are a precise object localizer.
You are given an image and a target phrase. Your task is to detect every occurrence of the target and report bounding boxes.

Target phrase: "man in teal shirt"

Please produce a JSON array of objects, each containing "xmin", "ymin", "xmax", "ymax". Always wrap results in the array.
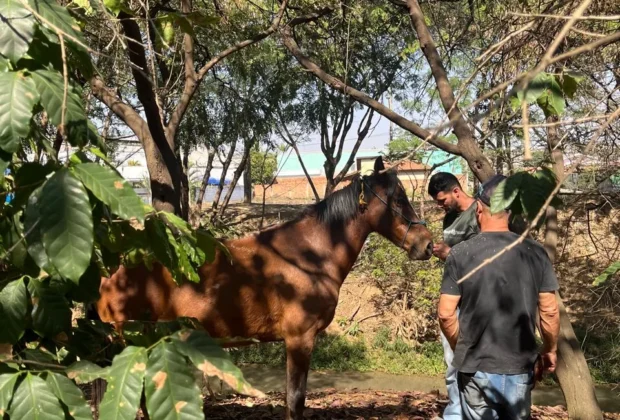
[{"xmin": 428, "ymin": 172, "xmax": 479, "ymax": 419}]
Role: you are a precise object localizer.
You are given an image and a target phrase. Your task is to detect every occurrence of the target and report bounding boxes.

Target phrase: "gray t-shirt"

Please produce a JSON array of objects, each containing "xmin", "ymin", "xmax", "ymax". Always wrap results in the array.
[
  {"xmin": 440, "ymin": 232, "xmax": 559, "ymax": 374},
  {"xmin": 443, "ymin": 202, "xmax": 479, "ymax": 247}
]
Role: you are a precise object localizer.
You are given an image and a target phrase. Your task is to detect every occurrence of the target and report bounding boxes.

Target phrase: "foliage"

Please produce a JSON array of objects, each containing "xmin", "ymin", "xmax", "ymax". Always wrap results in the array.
[
  {"xmin": 0, "ymin": 2, "xmax": 259, "ymax": 418},
  {"xmin": 489, "ymin": 167, "xmax": 562, "ymax": 225},
  {"xmin": 385, "ymin": 131, "xmax": 424, "ymax": 161},
  {"xmin": 593, "ymin": 261, "xmax": 620, "ymax": 287},
  {"xmin": 230, "ymin": 331, "xmax": 445, "ymax": 376},
  {"xmin": 250, "ymin": 149, "xmax": 278, "ymax": 185},
  {"xmin": 354, "ymin": 225, "xmax": 444, "ymax": 343},
  {"xmin": 510, "ymin": 71, "xmax": 584, "ymax": 117}
]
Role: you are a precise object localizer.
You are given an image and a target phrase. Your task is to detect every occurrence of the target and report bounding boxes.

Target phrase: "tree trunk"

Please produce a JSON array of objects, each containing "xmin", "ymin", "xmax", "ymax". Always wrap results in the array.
[
  {"xmin": 544, "ymin": 115, "xmax": 603, "ymax": 419},
  {"xmin": 323, "ymin": 159, "xmax": 336, "ymax": 197},
  {"xmin": 211, "ymin": 141, "xmax": 237, "ymax": 212},
  {"xmin": 244, "ymin": 155, "xmax": 252, "ymax": 204},
  {"xmin": 218, "ymin": 138, "xmax": 254, "ymax": 217},
  {"xmin": 179, "ymin": 142, "xmax": 191, "ymax": 221},
  {"xmin": 196, "ymin": 148, "xmax": 216, "ymax": 209}
]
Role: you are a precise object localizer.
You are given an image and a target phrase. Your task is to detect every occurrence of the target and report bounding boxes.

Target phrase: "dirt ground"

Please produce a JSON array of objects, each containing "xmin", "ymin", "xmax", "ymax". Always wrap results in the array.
[{"xmin": 201, "ymin": 389, "xmax": 620, "ymax": 419}]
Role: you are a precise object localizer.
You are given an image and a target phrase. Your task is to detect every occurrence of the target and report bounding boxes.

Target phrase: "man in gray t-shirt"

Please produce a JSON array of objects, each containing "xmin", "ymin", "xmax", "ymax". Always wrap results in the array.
[
  {"xmin": 428, "ymin": 172, "xmax": 479, "ymax": 420},
  {"xmin": 438, "ymin": 174, "xmax": 560, "ymax": 419}
]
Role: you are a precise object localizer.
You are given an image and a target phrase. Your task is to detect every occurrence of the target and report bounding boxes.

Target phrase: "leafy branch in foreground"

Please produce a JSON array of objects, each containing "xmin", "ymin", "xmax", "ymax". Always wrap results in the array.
[{"xmin": 0, "ymin": 1, "xmax": 258, "ymax": 418}]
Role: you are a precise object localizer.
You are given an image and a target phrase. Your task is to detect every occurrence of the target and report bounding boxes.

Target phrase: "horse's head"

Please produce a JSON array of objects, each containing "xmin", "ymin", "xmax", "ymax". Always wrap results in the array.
[{"xmin": 360, "ymin": 156, "xmax": 433, "ymax": 260}]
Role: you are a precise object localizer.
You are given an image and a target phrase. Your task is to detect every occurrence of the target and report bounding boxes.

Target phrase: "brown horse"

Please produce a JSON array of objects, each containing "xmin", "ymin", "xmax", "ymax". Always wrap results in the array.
[{"xmin": 96, "ymin": 156, "xmax": 433, "ymax": 419}]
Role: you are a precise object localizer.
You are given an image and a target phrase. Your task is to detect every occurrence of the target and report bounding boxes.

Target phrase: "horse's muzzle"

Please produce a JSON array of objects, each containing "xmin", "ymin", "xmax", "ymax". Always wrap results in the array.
[{"xmin": 409, "ymin": 239, "xmax": 433, "ymax": 260}]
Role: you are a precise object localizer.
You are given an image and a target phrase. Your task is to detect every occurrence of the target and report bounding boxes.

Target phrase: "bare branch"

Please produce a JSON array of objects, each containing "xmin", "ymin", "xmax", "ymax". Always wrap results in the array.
[{"xmin": 280, "ymin": 25, "xmax": 460, "ymax": 155}]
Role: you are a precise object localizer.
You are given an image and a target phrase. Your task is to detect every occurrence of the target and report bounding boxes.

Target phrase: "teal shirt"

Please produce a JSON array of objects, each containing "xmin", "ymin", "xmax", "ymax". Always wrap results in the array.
[{"xmin": 443, "ymin": 202, "xmax": 479, "ymax": 247}]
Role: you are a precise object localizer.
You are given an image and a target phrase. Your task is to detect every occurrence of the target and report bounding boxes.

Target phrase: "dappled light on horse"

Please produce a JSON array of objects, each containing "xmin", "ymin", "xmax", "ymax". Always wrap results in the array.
[{"xmin": 96, "ymin": 156, "xmax": 433, "ymax": 419}]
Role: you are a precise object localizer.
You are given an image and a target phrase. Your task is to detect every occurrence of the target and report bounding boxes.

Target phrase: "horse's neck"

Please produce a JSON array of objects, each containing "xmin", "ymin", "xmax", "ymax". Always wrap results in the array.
[{"xmin": 303, "ymin": 215, "xmax": 372, "ymax": 284}]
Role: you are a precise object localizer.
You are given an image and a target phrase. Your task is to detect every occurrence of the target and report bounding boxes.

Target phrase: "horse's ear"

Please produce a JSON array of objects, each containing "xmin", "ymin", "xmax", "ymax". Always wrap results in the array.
[{"xmin": 374, "ymin": 156, "xmax": 385, "ymax": 173}]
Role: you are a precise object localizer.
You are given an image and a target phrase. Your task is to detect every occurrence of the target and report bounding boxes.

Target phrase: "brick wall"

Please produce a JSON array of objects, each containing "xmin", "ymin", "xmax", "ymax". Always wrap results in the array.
[{"xmin": 254, "ymin": 172, "xmax": 469, "ymax": 204}]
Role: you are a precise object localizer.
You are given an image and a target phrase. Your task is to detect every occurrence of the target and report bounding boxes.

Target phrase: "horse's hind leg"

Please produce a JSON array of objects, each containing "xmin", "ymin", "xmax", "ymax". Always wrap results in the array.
[{"xmin": 284, "ymin": 333, "xmax": 316, "ymax": 420}]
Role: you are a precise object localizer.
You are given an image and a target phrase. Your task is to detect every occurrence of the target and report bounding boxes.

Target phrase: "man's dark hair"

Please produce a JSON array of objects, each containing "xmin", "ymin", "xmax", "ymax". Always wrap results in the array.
[{"xmin": 428, "ymin": 172, "xmax": 462, "ymax": 197}]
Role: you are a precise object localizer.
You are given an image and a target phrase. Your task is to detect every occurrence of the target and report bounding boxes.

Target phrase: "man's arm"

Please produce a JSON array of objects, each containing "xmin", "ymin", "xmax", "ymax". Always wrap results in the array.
[
  {"xmin": 438, "ymin": 294, "xmax": 461, "ymax": 350},
  {"xmin": 538, "ymin": 291, "xmax": 560, "ymax": 372}
]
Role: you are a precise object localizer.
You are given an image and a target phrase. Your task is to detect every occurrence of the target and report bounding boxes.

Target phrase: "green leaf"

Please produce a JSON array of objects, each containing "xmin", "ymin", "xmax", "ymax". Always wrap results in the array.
[
  {"xmin": 12, "ymin": 161, "xmax": 53, "ymax": 210},
  {"xmin": 24, "ymin": 186, "xmax": 58, "ymax": 275},
  {"xmin": 103, "ymin": 0, "xmax": 121, "ymax": 15},
  {"xmin": 0, "ymin": 278, "xmax": 28, "ymax": 344},
  {"xmin": 161, "ymin": 211, "xmax": 193, "ymax": 237},
  {"xmin": 557, "ymin": 71, "xmax": 583, "ymax": 99},
  {"xmin": 9, "ymin": 373, "xmax": 65, "ymax": 420},
  {"xmin": 536, "ymin": 76, "xmax": 565, "ymax": 117},
  {"xmin": 70, "ymin": 262, "xmax": 100, "ymax": 303},
  {"xmin": 489, "ymin": 173, "xmax": 525, "ymax": 214},
  {"xmin": 146, "ymin": 217, "xmax": 177, "ymax": 271},
  {"xmin": 0, "ymin": 71, "xmax": 39, "ymax": 153},
  {"xmin": 195, "ymin": 230, "xmax": 217, "ymax": 264},
  {"xmin": 31, "ymin": 70, "xmax": 88, "ymax": 146},
  {"xmin": 39, "ymin": 168, "xmax": 94, "ymax": 282},
  {"xmin": 28, "ymin": 278, "xmax": 72, "ymax": 337},
  {"xmin": 28, "ymin": 0, "xmax": 86, "ymax": 48},
  {"xmin": 0, "ymin": 0, "xmax": 36, "ymax": 63},
  {"xmin": 0, "ymin": 57, "xmax": 9, "ymax": 72},
  {"xmin": 45, "ymin": 373, "xmax": 92, "ymax": 420},
  {"xmin": 145, "ymin": 342, "xmax": 204, "ymax": 420},
  {"xmin": 593, "ymin": 261, "xmax": 620, "ymax": 287},
  {"xmin": 171, "ymin": 330, "xmax": 264, "ymax": 398},
  {"xmin": 73, "ymin": 163, "xmax": 145, "ymax": 223},
  {"xmin": 99, "ymin": 346, "xmax": 147, "ymax": 420},
  {"xmin": 66, "ymin": 360, "xmax": 109, "ymax": 384},
  {"xmin": 516, "ymin": 72, "xmax": 548, "ymax": 105},
  {"xmin": 0, "ymin": 373, "xmax": 19, "ymax": 415}
]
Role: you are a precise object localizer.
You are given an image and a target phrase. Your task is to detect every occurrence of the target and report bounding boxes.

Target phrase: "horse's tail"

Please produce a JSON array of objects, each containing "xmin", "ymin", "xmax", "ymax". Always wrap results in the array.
[{"xmin": 85, "ymin": 302, "xmax": 101, "ymax": 321}]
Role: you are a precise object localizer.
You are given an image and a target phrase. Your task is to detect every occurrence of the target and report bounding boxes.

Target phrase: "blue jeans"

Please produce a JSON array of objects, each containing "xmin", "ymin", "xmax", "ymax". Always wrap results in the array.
[
  {"xmin": 440, "ymin": 329, "xmax": 462, "ymax": 419},
  {"xmin": 457, "ymin": 370, "xmax": 534, "ymax": 420}
]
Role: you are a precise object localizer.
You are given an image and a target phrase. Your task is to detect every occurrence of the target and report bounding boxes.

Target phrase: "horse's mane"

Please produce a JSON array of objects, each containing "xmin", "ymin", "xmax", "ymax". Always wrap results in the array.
[{"xmin": 299, "ymin": 169, "xmax": 401, "ymax": 227}]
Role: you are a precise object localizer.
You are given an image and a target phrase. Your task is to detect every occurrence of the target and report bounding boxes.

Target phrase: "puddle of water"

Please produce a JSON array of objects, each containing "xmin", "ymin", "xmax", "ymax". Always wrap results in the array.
[{"xmin": 219, "ymin": 365, "xmax": 620, "ymax": 413}]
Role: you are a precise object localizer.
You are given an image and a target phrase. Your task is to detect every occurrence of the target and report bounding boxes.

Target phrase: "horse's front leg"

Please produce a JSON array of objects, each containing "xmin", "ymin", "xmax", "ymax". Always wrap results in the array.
[{"xmin": 284, "ymin": 333, "xmax": 316, "ymax": 420}]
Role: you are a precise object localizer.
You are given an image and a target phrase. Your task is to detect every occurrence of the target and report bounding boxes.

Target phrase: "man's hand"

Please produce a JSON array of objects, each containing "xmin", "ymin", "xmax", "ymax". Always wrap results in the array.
[
  {"xmin": 541, "ymin": 351, "xmax": 557, "ymax": 373},
  {"xmin": 433, "ymin": 242, "xmax": 451, "ymax": 260}
]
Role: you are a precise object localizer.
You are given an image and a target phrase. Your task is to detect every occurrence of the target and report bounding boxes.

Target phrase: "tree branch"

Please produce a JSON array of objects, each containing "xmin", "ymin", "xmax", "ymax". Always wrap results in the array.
[
  {"xmin": 280, "ymin": 25, "xmax": 460, "ymax": 155},
  {"xmin": 166, "ymin": 0, "xmax": 300, "ymax": 139},
  {"xmin": 118, "ymin": 11, "xmax": 168, "ymax": 146}
]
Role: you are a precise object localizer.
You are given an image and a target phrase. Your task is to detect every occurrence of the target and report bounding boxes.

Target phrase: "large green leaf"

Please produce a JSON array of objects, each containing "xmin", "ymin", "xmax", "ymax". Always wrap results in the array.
[
  {"xmin": 0, "ymin": 278, "xmax": 28, "ymax": 344},
  {"xmin": 39, "ymin": 168, "xmax": 94, "ymax": 282},
  {"xmin": 30, "ymin": 69, "xmax": 88, "ymax": 147},
  {"xmin": 145, "ymin": 342, "xmax": 204, "ymax": 420},
  {"xmin": 9, "ymin": 373, "xmax": 65, "ymax": 420},
  {"xmin": 557, "ymin": 71, "xmax": 583, "ymax": 99},
  {"xmin": 28, "ymin": 0, "xmax": 86, "ymax": 48},
  {"xmin": 0, "ymin": 0, "xmax": 36, "ymax": 63},
  {"xmin": 73, "ymin": 163, "xmax": 145, "ymax": 223},
  {"xmin": 593, "ymin": 261, "xmax": 620, "ymax": 287},
  {"xmin": 28, "ymin": 278, "xmax": 71, "ymax": 337},
  {"xmin": 0, "ymin": 71, "xmax": 39, "ymax": 153},
  {"xmin": 161, "ymin": 211, "xmax": 193, "ymax": 237},
  {"xmin": 146, "ymin": 217, "xmax": 177, "ymax": 271},
  {"xmin": 65, "ymin": 360, "xmax": 109, "ymax": 384},
  {"xmin": 69, "ymin": 262, "xmax": 101, "ymax": 303},
  {"xmin": 195, "ymin": 230, "xmax": 217, "ymax": 264},
  {"xmin": 516, "ymin": 72, "xmax": 548, "ymax": 105},
  {"xmin": 12, "ymin": 161, "xmax": 53, "ymax": 210},
  {"xmin": 24, "ymin": 185, "xmax": 58, "ymax": 275},
  {"xmin": 536, "ymin": 76, "xmax": 565, "ymax": 117},
  {"xmin": 0, "ymin": 373, "xmax": 18, "ymax": 415},
  {"xmin": 45, "ymin": 372, "xmax": 92, "ymax": 420},
  {"xmin": 489, "ymin": 172, "xmax": 525, "ymax": 214},
  {"xmin": 98, "ymin": 346, "xmax": 147, "ymax": 420},
  {"xmin": 171, "ymin": 330, "xmax": 264, "ymax": 397}
]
